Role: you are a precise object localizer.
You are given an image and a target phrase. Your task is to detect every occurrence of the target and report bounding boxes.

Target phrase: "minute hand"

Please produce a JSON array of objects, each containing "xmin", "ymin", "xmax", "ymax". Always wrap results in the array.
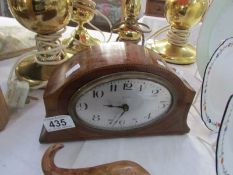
[
  {"xmin": 112, "ymin": 104, "xmax": 129, "ymax": 126},
  {"xmin": 112, "ymin": 110, "xmax": 127, "ymax": 127}
]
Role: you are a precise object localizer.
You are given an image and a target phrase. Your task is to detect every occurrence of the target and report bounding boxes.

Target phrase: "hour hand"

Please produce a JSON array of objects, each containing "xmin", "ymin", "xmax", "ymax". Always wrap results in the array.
[{"xmin": 104, "ymin": 104, "xmax": 124, "ymax": 109}]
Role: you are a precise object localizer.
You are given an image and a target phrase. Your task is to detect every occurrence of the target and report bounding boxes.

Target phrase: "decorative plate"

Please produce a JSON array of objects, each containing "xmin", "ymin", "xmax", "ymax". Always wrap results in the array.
[
  {"xmin": 201, "ymin": 37, "xmax": 233, "ymax": 132},
  {"xmin": 197, "ymin": 0, "xmax": 233, "ymax": 78},
  {"xmin": 216, "ymin": 94, "xmax": 233, "ymax": 175}
]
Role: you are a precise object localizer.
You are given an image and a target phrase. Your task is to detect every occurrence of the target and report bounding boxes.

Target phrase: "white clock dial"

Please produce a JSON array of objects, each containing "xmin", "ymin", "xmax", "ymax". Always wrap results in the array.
[{"xmin": 70, "ymin": 74, "xmax": 173, "ymax": 131}]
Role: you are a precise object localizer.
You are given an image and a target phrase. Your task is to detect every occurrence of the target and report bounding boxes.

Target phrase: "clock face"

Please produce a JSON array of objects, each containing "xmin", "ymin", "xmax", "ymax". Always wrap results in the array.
[{"xmin": 69, "ymin": 73, "xmax": 173, "ymax": 131}]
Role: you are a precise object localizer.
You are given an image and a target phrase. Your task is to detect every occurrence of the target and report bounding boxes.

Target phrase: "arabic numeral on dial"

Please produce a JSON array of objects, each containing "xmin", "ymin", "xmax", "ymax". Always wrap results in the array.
[
  {"xmin": 152, "ymin": 89, "xmax": 161, "ymax": 95},
  {"xmin": 110, "ymin": 84, "xmax": 117, "ymax": 92},
  {"xmin": 145, "ymin": 113, "xmax": 151, "ymax": 120},
  {"xmin": 160, "ymin": 101, "xmax": 169, "ymax": 108},
  {"xmin": 118, "ymin": 120, "xmax": 126, "ymax": 126},
  {"xmin": 77, "ymin": 103, "xmax": 88, "ymax": 110},
  {"xmin": 93, "ymin": 90, "xmax": 104, "ymax": 98},
  {"xmin": 92, "ymin": 114, "xmax": 101, "ymax": 121},
  {"xmin": 123, "ymin": 82, "xmax": 133, "ymax": 90},
  {"xmin": 139, "ymin": 85, "xmax": 143, "ymax": 91},
  {"xmin": 49, "ymin": 119, "xmax": 67, "ymax": 128},
  {"xmin": 108, "ymin": 119, "xmax": 114, "ymax": 125}
]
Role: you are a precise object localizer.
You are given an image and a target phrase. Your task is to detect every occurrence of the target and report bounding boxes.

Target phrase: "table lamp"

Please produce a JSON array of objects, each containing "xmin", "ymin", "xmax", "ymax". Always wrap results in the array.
[
  {"xmin": 7, "ymin": 0, "xmax": 72, "ymax": 88},
  {"xmin": 0, "ymin": 87, "xmax": 9, "ymax": 131},
  {"xmin": 64, "ymin": 0, "xmax": 101, "ymax": 54},
  {"xmin": 146, "ymin": 0, "xmax": 208, "ymax": 64},
  {"xmin": 113, "ymin": 0, "xmax": 151, "ymax": 45}
]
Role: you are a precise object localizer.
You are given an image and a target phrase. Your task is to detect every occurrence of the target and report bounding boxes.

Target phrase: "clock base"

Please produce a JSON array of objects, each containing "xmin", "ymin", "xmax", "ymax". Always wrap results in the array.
[
  {"xmin": 39, "ymin": 108, "xmax": 190, "ymax": 143},
  {"xmin": 39, "ymin": 128, "xmax": 190, "ymax": 143}
]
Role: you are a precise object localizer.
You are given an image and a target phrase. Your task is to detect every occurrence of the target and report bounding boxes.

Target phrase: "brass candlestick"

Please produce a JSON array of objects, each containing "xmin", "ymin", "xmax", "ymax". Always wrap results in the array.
[
  {"xmin": 113, "ymin": 0, "xmax": 151, "ymax": 45},
  {"xmin": 64, "ymin": 0, "xmax": 100, "ymax": 54},
  {"xmin": 7, "ymin": 0, "xmax": 72, "ymax": 88},
  {"xmin": 147, "ymin": 0, "xmax": 208, "ymax": 64}
]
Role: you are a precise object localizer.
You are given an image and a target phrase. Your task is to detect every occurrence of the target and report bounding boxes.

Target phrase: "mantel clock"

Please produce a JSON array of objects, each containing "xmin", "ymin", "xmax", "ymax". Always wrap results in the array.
[{"xmin": 40, "ymin": 42, "xmax": 195, "ymax": 143}]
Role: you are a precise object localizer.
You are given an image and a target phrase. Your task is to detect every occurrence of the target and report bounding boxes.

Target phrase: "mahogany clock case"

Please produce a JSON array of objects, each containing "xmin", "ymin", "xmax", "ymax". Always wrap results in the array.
[{"xmin": 40, "ymin": 42, "xmax": 195, "ymax": 143}]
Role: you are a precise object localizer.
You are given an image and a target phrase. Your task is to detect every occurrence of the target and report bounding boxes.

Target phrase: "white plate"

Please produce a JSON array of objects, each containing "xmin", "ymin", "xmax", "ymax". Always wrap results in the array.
[
  {"xmin": 201, "ymin": 37, "xmax": 233, "ymax": 132},
  {"xmin": 216, "ymin": 94, "xmax": 233, "ymax": 175},
  {"xmin": 197, "ymin": 0, "xmax": 233, "ymax": 78}
]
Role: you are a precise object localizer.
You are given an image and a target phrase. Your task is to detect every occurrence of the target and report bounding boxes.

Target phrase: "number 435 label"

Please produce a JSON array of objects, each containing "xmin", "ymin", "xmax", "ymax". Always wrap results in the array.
[{"xmin": 43, "ymin": 115, "xmax": 76, "ymax": 132}]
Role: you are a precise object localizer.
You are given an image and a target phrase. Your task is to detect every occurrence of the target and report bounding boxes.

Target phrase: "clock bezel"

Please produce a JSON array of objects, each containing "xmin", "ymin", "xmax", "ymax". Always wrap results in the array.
[{"xmin": 68, "ymin": 71, "xmax": 176, "ymax": 132}]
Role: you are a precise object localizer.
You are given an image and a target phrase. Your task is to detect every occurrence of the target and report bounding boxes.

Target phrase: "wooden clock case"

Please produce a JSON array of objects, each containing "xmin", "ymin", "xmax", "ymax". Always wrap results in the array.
[{"xmin": 40, "ymin": 42, "xmax": 195, "ymax": 143}]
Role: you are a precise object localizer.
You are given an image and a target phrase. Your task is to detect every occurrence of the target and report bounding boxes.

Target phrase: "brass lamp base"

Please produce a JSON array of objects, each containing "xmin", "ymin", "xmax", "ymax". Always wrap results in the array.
[
  {"xmin": 147, "ymin": 39, "xmax": 196, "ymax": 65},
  {"xmin": 15, "ymin": 56, "xmax": 58, "ymax": 88},
  {"xmin": 63, "ymin": 30, "xmax": 101, "ymax": 54}
]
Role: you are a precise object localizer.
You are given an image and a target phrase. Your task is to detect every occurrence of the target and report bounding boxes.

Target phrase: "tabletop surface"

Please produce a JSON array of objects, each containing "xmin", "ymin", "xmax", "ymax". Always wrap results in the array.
[{"xmin": 0, "ymin": 16, "xmax": 216, "ymax": 175}]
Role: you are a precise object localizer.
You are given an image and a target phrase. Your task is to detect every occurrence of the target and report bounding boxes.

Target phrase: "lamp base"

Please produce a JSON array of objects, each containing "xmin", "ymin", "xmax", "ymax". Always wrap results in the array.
[
  {"xmin": 63, "ymin": 29, "xmax": 100, "ymax": 54},
  {"xmin": 117, "ymin": 25, "xmax": 142, "ymax": 44},
  {"xmin": 146, "ymin": 39, "xmax": 196, "ymax": 65},
  {"xmin": 15, "ymin": 56, "xmax": 58, "ymax": 88}
]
